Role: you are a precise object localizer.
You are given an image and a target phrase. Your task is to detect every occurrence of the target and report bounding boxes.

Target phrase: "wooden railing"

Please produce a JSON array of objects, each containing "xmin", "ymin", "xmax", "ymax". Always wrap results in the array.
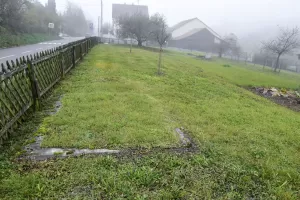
[{"xmin": 0, "ymin": 37, "xmax": 98, "ymax": 143}]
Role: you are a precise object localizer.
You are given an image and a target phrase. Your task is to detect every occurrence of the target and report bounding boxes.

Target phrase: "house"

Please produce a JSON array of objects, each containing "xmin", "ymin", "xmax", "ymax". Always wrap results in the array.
[{"xmin": 168, "ymin": 18, "xmax": 222, "ymax": 53}]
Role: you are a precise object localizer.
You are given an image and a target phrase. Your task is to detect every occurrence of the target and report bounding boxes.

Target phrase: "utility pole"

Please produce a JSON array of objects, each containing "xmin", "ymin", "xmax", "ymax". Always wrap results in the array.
[
  {"xmin": 101, "ymin": 0, "xmax": 103, "ymax": 38},
  {"xmin": 98, "ymin": 16, "xmax": 100, "ymax": 37}
]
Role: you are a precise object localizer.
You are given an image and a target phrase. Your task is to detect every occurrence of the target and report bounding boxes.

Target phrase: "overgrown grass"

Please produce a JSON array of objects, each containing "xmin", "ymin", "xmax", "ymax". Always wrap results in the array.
[
  {"xmin": 3, "ymin": 153, "xmax": 295, "ymax": 199},
  {"xmin": 1, "ymin": 45, "xmax": 300, "ymax": 199},
  {"xmin": 0, "ymin": 33, "xmax": 60, "ymax": 48}
]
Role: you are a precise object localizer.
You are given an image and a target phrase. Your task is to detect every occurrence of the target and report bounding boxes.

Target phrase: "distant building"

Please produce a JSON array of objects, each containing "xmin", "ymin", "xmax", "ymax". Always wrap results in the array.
[
  {"xmin": 112, "ymin": 4, "xmax": 149, "ymax": 20},
  {"xmin": 295, "ymin": 49, "xmax": 300, "ymax": 60},
  {"xmin": 112, "ymin": 3, "xmax": 149, "ymax": 37},
  {"xmin": 168, "ymin": 18, "xmax": 222, "ymax": 53}
]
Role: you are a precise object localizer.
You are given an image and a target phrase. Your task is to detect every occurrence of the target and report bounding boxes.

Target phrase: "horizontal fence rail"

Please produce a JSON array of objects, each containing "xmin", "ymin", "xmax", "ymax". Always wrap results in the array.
[{"xmin": 0, "ymin": 37, "xmax": 98, "ymax": 143}]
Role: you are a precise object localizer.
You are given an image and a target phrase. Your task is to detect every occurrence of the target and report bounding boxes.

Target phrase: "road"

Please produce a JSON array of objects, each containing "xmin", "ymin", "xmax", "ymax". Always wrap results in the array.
[{"xmin": 0, "ymin": 37, "xmax": 84, "ymax": 66}]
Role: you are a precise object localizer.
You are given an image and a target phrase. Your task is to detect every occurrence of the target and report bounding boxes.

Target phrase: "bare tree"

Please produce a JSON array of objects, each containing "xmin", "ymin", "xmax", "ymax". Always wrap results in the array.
[
  {"xmin": 149, "ymin": 13, "xmax": 171, "ymax": 75},
  {"xmin": 244, "ymin": 52, "xmax": 248, "ymax": 65},
  {"xmin": 232, "ymin": 45, "xmax": 242, "ymax": 61},
  {"xmin": 218, "ymin": 35, "xmax": 236, "ymax": 58},
  {"xmin": 262, "ymin": 27, "xmax": 300, "ymax": 72},
  {"xmin": 102, "ymin": 22, "xmax": 113, "ymax": 35},
  {"xmin": 260, "ymin": 49, "xmax": 274, "ymax": 70},
  {"xmin": 116, "ymin": 13, "xmax": 150, "ymax": 47},
  {"xmin": 218, "ymin": 40, "xmax": 229, "ymax": 58}
]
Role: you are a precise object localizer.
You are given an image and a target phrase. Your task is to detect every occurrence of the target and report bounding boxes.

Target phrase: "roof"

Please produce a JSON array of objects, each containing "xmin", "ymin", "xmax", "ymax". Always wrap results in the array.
[
  {"xmin": 168, "ymin": 18, "xmax": 196, "ymax": 33},
  {"xmin": 112, "ymin": 4, "xmax": 149, "ymax": 19},
  {"xmin": 169, "ymin": 18, "xmax": 221, "ymax": 40},
  {"xmin": 173, "ymin": 28, "xmax": 204, "ymax": 40}
]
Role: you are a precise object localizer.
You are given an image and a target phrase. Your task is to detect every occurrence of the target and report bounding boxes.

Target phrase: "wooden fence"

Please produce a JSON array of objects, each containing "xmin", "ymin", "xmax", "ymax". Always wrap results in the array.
[{"xmin": 0, "ymin": 37, "xmax": 98, "ymax": 143}]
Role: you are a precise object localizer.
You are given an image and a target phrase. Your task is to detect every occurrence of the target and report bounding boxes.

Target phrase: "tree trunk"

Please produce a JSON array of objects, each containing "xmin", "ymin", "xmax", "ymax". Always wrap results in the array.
[
  {"xmin": 263, "ymin": 59, "xmax": 267, "ymax": 70},
  {"xmin": 138, "ymin": 40, "xmax": 142, "ymax": 47},
  {"xmin": 263, "ymin": 59, "xmax": 267, "ymax": 67},
  {"xmin": 157, "ymin": 47, "xmax": 163, "ymax": 75},
  {"xmin": 130, "ymin": 38, "xmax": 132, "ymax": 53},
  {"xmin": 274, "ymin": 54, "xmax": 281, "ymax": 72}
]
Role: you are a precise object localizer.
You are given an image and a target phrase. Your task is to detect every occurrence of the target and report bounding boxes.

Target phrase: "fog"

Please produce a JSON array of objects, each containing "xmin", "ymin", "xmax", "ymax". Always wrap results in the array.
[{"xmin": 39, "ymin": 0, "xmax": 300, "ymax": 51}]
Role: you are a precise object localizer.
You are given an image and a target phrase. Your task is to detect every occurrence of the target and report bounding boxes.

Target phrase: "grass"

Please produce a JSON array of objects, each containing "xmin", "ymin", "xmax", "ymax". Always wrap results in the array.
[
  {"xmin": 39, "ymin": 47, "xmax": 181, "ymax": 148},
  {"xmin": 206, "ymin": 58, "xmax": 300, "ymax": 89},
  {"xmin": 1, "ymin": 45, "xmax": 300, "ymax": 199},
  {"xmin": 0, "ymin": 33, "xmax": 60, "ymax": 48},
  {"xmin": 2, "ymin": 153, "xmax": 293, "ymax": 199}
]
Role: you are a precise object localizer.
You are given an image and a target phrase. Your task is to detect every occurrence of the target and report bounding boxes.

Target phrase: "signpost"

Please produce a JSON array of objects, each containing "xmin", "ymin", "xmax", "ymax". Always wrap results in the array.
[
  {"xmin": 89, "ymin": 23, "xmax": 94, "ymax": 31},
  {"xmin": 48, "ymin": 23, "xmax": 54, "ymax": 36},
  {"xmin": 48, "ymin": 23, "xmax": 55, "ymax": 29},
  {"xmin": 88, "ymin": 22, "xmax": 94, "ymax": 36}
]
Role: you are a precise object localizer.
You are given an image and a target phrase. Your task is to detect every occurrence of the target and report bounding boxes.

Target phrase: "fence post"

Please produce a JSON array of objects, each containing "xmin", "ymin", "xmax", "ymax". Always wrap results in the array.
[
  {"xmin": 27, "ymin": 61, "xmax": 39, "ymax": 111},
  {"xmin": 72, "ymin": 46, "xmax": 76, "ymax": 68},
  {"xmin": 86, "ymin": 41, "xmax": 89, "ymax": 53},
  {"xmin": 80, "ymin": 43, "xmax": 83, "ymax": 60},
  {"xmin": 60, "ymin": 51, "xmax": 65, "ymax": 78}
]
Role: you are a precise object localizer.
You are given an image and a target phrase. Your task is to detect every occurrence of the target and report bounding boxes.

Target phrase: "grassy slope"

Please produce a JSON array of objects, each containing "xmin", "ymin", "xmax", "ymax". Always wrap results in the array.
[
  {"xmin": 1, "ymin": 45, "xmax": 300, "ymax": 199},
  {"xmin": 40, "ymin": 46, "xmax": 180, "ymax": 149},
  {"xmin": 0, "ymin": 33, "xmax": 60, "ymax": 48},
  {"xmin": 179, "ymin": 53, "xmax": 300, "ymax": 89}
]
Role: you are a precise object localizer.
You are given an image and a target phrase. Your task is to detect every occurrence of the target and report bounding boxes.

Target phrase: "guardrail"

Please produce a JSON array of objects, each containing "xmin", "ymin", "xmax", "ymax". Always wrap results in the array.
[{"xmin": 0, "ymin": 37, "xmax": 98, "ymax": 143}]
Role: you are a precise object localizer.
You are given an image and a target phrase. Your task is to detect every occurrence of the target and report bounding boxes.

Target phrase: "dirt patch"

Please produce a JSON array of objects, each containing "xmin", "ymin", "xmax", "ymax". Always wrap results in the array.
[
  {"xmin": 21, "ymin": 128, "xmax": 198, "ymax": 161},
  {"xmin": 23, "ymin": 136, "xmax": 120, "ymax": 161},
  {"xmin": 249, "ymin": 87, "xmax": 300, "ymax": 112},
  {"xmin": 96, "ymin": 62, "xmax": 117, "ymax": 70}
]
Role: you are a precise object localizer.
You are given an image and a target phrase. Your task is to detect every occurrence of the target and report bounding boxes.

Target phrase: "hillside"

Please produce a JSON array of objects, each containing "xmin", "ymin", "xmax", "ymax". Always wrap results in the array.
[{"xmin": 1, "ymin": 45, "xmax": 300, "ymax": 199}]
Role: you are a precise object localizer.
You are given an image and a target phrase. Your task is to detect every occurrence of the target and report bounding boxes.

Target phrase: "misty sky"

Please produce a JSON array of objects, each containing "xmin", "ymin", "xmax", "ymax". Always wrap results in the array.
[{"xmin": 39, "ymin": 0, "xmax": 300, "ymax": 51}]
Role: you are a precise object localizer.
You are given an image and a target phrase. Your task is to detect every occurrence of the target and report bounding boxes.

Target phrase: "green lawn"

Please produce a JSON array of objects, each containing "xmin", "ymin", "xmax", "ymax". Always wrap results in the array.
[
  {"xmin": 185, "ymin": 54, "xmax": 300, "ymax": 89},
  {"xmin": 1, "ymin": 45, "xmax": 300, "ymax": 199}
]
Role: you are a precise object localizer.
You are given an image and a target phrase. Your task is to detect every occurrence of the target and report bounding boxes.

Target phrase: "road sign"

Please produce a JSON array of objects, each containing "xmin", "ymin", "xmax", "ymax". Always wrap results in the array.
[
  {"xmin": 89, "ymin": 23, "xmax": 94, "ymax": 31},
  {"xmin": 48, "ymin": 23, "xmax": 55, "ymax": 29}
]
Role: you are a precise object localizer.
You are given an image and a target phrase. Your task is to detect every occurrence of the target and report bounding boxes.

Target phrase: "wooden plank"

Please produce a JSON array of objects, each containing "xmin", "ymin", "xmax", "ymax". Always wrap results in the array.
[
  {"xmin": 0, "ymin": 103, "xmax": 32, "ymax": 137},
  {"xmin": 39, "ymin": 76, "xmax": 61, "ymax": 98},
  {"xmin": 1, "ymin": 64, "xmax": 27, "ymax": 81}
]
